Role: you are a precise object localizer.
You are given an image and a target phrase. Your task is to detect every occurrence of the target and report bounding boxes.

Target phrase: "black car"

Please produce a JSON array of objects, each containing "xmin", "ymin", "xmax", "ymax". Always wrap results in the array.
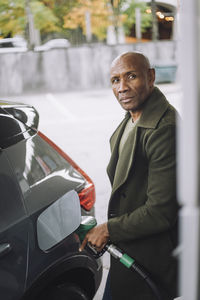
[{"xmin": 0, "ymin": 100, "xmax": 102, "ymax": 300}]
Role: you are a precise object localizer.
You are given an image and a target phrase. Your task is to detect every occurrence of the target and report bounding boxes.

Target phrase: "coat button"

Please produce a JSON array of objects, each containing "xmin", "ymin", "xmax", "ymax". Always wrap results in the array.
[{"xmin": 109, "ymin": 213, "xmax": 116, "ymax": 218}]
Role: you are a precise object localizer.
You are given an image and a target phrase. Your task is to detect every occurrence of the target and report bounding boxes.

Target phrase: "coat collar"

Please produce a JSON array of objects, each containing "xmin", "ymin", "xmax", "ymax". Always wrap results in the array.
[
  {"xmin": 137, "ymin": 86, "xmax": 169, "ymax": 128},
  {"xmin": 124, "ymin": 86, "xmax": 170, "ymax": 129},
  {"xmin": 107, "ymin": 86, "xmax": 170, "ymax": 194}
]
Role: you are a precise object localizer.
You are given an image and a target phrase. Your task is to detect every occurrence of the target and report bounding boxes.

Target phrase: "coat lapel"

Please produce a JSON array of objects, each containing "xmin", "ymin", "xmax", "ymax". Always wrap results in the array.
[
  {"xmin": 107, "ymin": 116, "xmax": 129, "ymax": 185},
  {"xmin": 111, "ymin": 125, "xmax": 138, "ymax": 195}
]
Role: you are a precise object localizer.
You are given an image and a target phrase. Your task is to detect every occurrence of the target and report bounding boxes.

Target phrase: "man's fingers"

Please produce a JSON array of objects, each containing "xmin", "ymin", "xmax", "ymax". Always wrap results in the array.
[
  {"xmin": 79, "ymin": 237, "xmax": 88, "ymax": 252},
  {"xmin": 79, "ymin": 223, "xmax": 109, "ymax": 252}
]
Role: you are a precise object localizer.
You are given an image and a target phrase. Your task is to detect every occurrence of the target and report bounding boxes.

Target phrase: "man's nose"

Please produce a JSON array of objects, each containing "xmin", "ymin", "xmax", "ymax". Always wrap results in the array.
[{"xmin": 118, "ymin": 78, "xmax": 129, "ymax": 93}]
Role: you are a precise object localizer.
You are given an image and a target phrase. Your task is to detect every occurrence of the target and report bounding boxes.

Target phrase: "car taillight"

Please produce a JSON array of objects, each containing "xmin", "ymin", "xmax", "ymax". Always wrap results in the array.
[{"xmin": 38, "ymin": 131, "xmax": 95, "ymax": 211}]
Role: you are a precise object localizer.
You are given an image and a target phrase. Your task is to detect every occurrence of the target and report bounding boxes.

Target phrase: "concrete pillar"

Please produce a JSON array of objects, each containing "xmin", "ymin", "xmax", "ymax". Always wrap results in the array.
[
  {"xmin": 107, "ymin": 25, "xmax": 117, "ymax": 45},
  {"xmin": 135, "ymin": 7, "xmax": 142, "ymax": 41},
  {"xmin": 85, "ymin": 11, "xmax": 92, "ymax": 43}
]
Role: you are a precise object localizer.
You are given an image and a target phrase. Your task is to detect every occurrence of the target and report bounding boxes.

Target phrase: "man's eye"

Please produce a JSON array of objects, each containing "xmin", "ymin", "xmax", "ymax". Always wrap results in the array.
[
  {"xmin": 128, "ymin": 74, "xmax": 136, "ymax": 79},
  {"xmin": 111, "ymin": 78, "xmax": 119, "ymax": 84}
]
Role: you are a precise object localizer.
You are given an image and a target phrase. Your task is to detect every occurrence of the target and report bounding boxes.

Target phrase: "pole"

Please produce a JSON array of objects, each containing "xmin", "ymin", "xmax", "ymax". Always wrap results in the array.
[
  {"xmin": 111, "ymin": 0, "xmax": 119, "ymax": 43},
  {"xmin": 151, "ymin": 0, "xmax": 158, "ymax": 41},
  {"xmin": 135, "ymin": 7, "xmax": 141, "ymax": 41},
  {"xmin": 25, "ymin": 0, "xmax": 36, "ymax": 50},
  {"xmin": 85, "ymin": 11, "xmax": 92, "ymax": 43},
  {"xmin": 178, "ymin": 0, "xmax": 200, "ymax": 299}
]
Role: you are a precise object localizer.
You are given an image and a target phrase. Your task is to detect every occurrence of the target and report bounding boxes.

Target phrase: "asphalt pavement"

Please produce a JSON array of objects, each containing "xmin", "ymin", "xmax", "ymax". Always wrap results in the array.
[{"xmin": 3, "ymin": 82, "xmax": 182, "ymax": 300}]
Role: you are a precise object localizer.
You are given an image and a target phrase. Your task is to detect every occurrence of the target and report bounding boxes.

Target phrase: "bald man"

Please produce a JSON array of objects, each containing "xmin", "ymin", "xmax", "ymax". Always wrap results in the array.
[{"xmin": 80, "ymin": 52, "xmax": 179, "ymax": 300}]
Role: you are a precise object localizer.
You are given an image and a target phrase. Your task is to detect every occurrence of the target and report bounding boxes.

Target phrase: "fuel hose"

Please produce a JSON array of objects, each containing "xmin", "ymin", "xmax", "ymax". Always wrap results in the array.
[
  {"xmin": 105, "ymin": 243, "xmax": 163, "ymax": 300},
  {"xmin": 76, "ymin": 216, "xmax": 168, "ymax": 300}
]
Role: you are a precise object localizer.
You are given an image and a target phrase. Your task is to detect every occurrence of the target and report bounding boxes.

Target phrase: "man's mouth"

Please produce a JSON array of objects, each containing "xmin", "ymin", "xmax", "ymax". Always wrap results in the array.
[{"xmin": 120, "ymin": 97, "xmax": 134, "ymax": 103}]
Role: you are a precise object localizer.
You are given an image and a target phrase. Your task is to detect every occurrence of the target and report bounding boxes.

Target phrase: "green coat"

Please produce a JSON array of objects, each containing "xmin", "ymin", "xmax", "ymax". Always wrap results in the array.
[{"xmin": 107, "ymin": 87, "xmax": 179, "ymax": 300}]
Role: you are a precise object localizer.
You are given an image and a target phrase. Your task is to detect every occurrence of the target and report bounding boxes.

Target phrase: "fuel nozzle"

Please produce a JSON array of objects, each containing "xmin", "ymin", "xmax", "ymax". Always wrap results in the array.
[
  {"xmin": 76, "ymin": 216, "xmax": 97, "ymax": 243},
  {"xmin": 76, "ymin": 216, "xmax": 106, "ymax": 258}
]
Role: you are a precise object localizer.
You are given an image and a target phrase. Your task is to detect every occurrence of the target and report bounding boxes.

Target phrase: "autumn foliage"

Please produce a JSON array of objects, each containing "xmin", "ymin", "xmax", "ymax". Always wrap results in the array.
[{"xmin": 63, "ymin": 0, "xmax": 112, "ymax": 40}]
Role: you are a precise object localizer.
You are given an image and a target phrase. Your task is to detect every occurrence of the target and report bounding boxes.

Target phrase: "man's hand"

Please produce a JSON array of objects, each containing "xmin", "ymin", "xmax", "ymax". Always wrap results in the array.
[{"xmin": 79, "ymin": 222, "xmax": 109, "ymax": 252}]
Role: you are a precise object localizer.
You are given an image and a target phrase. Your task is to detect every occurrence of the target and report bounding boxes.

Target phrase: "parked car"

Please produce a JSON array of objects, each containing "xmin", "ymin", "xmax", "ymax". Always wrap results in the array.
[
  {"xmin": 0, "ymin": 37, "xmax": 27, "ymax": 53},
  {"xmin": 0, "ymin": 100, "xmax": 102, "ymax": 300},
  {"xmin": 34, "ymin": 39, "xmax": 71, "ymax": 51}
]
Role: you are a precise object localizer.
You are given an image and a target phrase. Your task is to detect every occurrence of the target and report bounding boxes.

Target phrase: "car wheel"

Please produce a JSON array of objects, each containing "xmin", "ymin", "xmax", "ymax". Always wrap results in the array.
[{"xmin": 42, "ymin": 283, "xmax": 90, "ymax": 300}]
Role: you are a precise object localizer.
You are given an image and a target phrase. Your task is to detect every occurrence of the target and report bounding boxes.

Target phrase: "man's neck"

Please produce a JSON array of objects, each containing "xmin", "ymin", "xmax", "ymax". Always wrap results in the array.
[{"xmin": 130, "ymin": 110, "xmax": 142, "ymax": 122}]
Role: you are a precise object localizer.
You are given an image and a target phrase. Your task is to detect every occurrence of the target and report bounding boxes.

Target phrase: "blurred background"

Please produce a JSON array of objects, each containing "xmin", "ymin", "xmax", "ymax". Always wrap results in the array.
[
  {"xmin": 1, "ymin": 1, "xmax": 200, "ymax": 300},
  {"xmin": 0, "ymin": 0, "xmax": 179, "ymax": 95}
]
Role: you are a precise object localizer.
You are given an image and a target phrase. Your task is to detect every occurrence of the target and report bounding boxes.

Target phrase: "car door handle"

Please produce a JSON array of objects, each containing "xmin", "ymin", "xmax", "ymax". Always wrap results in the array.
[{"xmin": 0, "ymin": 243, "xmax": 12, "ymax": 258}]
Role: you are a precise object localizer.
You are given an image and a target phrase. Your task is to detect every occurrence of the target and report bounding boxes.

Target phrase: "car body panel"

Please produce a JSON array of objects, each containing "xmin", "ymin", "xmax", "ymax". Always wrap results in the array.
[
  {"xmin": 1, "ymin": 103, "xmax": 39, "ymax": 130},
  {"xmin": 0, "ymin": 100, "xmax": 102, "ymax": 299},
  {"xmin": 0, "ymin": 151, "xmax": 28, "ymax": 299},
  {"xmin": 0, "ymin": 103, "xmax": 39, "ymax": 149}
]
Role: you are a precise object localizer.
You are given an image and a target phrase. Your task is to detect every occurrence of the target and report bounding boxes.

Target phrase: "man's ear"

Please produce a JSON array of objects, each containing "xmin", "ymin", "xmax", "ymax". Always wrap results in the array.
[{"xmin": 149, "ymin": 68, "xmax": 155, "ymax": 87}]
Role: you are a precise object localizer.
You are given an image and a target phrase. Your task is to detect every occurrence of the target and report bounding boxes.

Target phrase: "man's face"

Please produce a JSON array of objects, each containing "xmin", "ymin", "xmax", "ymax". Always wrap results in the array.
[{"xmin": 110, "ymin": 54, "xmax": 155, "ymax": 113}]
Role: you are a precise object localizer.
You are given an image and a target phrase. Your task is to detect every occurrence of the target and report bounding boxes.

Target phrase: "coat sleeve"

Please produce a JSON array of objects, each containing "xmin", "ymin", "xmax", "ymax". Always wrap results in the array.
[{"xmin": 107, "ymin": 124, "xmax": 179, "ymax": 243}]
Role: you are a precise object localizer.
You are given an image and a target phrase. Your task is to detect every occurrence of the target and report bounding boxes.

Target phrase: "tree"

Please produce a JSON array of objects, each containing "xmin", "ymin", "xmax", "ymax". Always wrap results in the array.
[
  {"xmin": 0, "ymin": 0, "xmax": 152, "ymax": 42},
  {"xmin": 0, "ymin": 0, "xmax": 26, "ymax": 37},
  {"xmin": 63, "ymin": 0, "xmax": 111, "ymax": 41},
  {"xmin": 30, "ymin": 1, "xmax": 59, "ymax": 34},
  {"xmin": 120, "ymin": 0, "xmax": 152, "ymax": 37},
  {"xmin": 0, "ymin": 0, "xmax": 76, "ymax": 38}
]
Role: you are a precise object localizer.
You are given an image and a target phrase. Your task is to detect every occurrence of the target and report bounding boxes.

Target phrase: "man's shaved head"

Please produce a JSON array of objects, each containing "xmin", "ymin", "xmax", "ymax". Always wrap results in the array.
[
  {"xmin": 111, "ymin": 52, "xmax": 151, "ymax": 71},
  {"xmin": 110, "ymin": 51, "xmax": 155, "ymax": 121}
]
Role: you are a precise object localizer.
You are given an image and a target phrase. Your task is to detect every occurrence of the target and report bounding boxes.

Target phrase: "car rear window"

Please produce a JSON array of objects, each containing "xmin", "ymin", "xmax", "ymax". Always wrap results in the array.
[{"xmin": 5, "ymin": 134, "xmax": 85, "ymax": 213}]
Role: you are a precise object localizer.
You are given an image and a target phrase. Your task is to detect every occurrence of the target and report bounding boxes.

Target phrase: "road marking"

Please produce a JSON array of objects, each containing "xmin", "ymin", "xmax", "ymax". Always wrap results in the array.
[{"xmin": 45, "ymin": 93, "xmax": 78, "ymax": 122}]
